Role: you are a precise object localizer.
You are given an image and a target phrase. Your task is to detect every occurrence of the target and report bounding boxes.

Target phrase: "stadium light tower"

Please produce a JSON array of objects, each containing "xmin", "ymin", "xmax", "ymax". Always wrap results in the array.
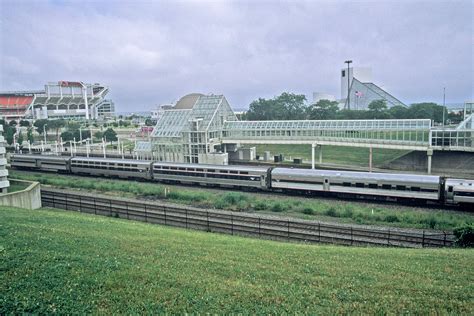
[
  {"xmin": 80, "ymin": 82, "xmax": 89, "ymax": 120},
  {"xmin": 345, "ymin": 60, "xmax": 352, "ymax": 110}
]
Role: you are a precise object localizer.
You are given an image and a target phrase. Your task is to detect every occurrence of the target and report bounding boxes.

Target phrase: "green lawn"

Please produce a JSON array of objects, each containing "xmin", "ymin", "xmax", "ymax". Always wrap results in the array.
[
  {"xmin": 1, "ymin": 207, "xmax": 472, "ymax": 314},
  {"xmin": 246, "ymin": 144, "xmax": 409, "ymax": 167},
  {"xmin": 10, "ymin": 170, "xmax": 474, "ymax": 230},
  {"xmin": 7, "ymin": 181, "xmax": 30, "ymax": 193}
]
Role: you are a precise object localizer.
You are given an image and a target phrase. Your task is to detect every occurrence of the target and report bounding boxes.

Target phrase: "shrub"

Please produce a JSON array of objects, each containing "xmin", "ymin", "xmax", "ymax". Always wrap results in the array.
[
  {"xmin": 422, "ymin": 216, "xmax": 438, "ymax": 229},
  {"xmin": 254, "ymin": 200, "xmax": 268, "ymax": 211},
  {"xmin": 271, "ymin": 202, "xmax": 284, "ymax": 212},
  {"xmin": 453, "ymin": 225, "xmax": 474, "ymax": 248},
  {"xmin": 325, "ymin": 207, "xmax": 338, "ymax": 217},
  {"xmin": 385, "ymin": 215, "xmax": 400, "ymax": 223},
  {"xmin": 302, "ymin": 207, "xmax": 314, "ymax": 215}
]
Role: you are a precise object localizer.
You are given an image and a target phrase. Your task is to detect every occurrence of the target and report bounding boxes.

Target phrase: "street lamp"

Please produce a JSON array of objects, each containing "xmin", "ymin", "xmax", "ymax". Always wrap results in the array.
[
  {"xmin": 43, "ymin": 124, "xmax": 47, "ymax": 144},
  {"xmin": 344, "ymin": 60, "xmax": 353, "ymax": 110}
]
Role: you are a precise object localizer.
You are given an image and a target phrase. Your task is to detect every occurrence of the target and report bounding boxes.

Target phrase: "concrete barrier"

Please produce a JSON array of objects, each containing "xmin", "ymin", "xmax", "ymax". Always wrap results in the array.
[{"xmin": 0, "ymin": 179, "xmax": 42, "ymax": 210}]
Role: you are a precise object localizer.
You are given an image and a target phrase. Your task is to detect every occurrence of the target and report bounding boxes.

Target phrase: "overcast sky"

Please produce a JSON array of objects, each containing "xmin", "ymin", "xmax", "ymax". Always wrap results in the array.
[{"xmin": 1, "ymin": 0, "xmax": 472, "ymax": 112}]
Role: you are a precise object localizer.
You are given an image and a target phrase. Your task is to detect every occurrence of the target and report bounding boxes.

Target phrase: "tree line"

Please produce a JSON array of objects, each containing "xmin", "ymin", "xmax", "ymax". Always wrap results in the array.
[
  {"xmin": 243, "ymin": 92, "xmax": 462, "ymax": 124},
  {"xmin": 1, "ymin": 118, "xmax": 118, "ymax": 147}
]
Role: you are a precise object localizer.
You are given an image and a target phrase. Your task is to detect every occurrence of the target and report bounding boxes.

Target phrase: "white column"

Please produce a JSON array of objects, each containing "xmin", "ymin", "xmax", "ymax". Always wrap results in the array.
[
  {"xmin": 82, "ymin": 83, "xmax": 89, "ymax": 120},
  {"xmin": 318, "ymin": 145, "xmax": 322, "ymax": 164},
  {"xmin": 311, "ymin": 143, "xmax": 316, "ymax": 169},
  {"xmin": 369, "ymin": 146, "xmax": 373, "ymax": 172},
  {"xmin": 102, "ymin": 138, "xmax": 106, "ymax": 158},
  {"xmin": 427, "ymin": 148, "xmax": 433, "ymax": 174}
]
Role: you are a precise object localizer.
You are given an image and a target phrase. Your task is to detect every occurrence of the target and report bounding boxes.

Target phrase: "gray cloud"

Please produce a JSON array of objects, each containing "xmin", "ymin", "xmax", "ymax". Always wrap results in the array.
[{"xmin": 0, "ymin": 0, "xmax": 472, "ymax": 112}]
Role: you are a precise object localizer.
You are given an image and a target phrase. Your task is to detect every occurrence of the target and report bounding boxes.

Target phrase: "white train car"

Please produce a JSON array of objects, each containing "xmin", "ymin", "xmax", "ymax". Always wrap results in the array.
[
  {"xmin": 70, "ymin": 157, "xmax": 153, "ymax": 180},
  {"xmin": 152, "ymin": 162, "xmax": 269, "ymax": 189},
  {"xmin": 445, "ymin": 179, "xmax": 474, "ymax": 205},
  {"xmin": 271, "ymin": 168, "xmax": 442, "ymax": 201},
  {"xmin": 10, "ymin": 154, "xmax": 71, "ymax": 172}
]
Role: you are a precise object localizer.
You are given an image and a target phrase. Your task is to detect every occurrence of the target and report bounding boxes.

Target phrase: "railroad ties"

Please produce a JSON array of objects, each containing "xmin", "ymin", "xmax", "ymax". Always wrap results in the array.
[{"xmin": 40, "ymin": 188, "xmax": 454, "ymax": 248}]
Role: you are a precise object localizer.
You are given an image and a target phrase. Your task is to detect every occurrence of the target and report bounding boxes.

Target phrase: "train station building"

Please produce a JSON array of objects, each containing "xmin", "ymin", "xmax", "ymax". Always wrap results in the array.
[{"xmin": 140, "ymin": 93, "xmax": 474, "ymax": 173}]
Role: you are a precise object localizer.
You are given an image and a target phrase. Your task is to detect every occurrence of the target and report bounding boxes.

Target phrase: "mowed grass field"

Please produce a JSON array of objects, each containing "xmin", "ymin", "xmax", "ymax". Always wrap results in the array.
[
  {"xmin": 11, "ymin": 170, "xmax": 474, "ymax": 230},
  {"xmin": 247, "ymin": 144, "xmax": 409, "ymax": 166},
  {"xmin": 1, "ymin": 207, "xmax": 473, "ymax": 314}
]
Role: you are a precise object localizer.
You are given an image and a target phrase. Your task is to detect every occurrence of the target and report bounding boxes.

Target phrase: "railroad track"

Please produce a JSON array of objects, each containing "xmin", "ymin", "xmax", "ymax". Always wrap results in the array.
[{"xmin": 40, "ymin": 188, "xmax": 455, "ymax": 248}]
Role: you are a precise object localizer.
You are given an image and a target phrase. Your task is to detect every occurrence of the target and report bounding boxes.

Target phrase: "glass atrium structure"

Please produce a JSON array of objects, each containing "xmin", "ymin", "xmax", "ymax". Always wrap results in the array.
[{"xmin": 151, "ymin": 94, "xmax": 237, "ymax": 163}]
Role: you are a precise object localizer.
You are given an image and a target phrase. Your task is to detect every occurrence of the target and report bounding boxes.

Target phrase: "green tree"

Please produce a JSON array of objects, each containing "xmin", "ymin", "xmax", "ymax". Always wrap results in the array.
[
  {"xmin": 94, "ymin": 131, "xmax": 104, "ymax": 140},
  {"xmin": 388, "ymin": 105, "xmax": 409, "ymax": 119},
  {"xmin": 103, "ymin": 128, "xmax": 118, "ymax": 143},
  {"xmin": 368, "ymin": 100, "xmax": 389, "ymax": 119},
  {"xmin": 73, "ymin": 129, "xmax": 91, "ymax": 141},
  {"xmin": 306, "ymin": 99, "xmax": 339, "ymax": 120},
  {"xmin": 33, "ymin": 119, "xmax": 49, "ymax": 136},
  {"xmin": 408, "ymin": 102, "xmax": 447, "ymax": 123},
  {"xmin": 246, "ymin": 92, "xmax": 307, "ymax": 120},
  {"xmin": 60, "ymin": 130, "xmax": 74, "ymax": 142},
  {"xmin": 19, "ymin": 120, "xmax": 30, "ymax": 127},
  {"xmin": 145, "ymin": 118, "xmax": 154, "ymax": 126},
  {"xmin": 27, "ymin": 128, "xmax": 34, "ymax": 144},
  {"xmin": 5, "ymin": 127, "xmax": 14, "ymax": 145},
  {"xmin": 17, "ymin": 131, "xmax": 24, "ymax": 146},
  {"xmin": 48, "ymin": 119, "xmax": 66, "ymax": 140},
  {"xmin": 8, "ymin": 120, "xmax": 17, "ymax": 126}
]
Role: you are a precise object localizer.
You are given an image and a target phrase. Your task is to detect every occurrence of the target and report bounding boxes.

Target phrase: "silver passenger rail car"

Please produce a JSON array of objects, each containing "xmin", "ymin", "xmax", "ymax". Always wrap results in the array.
[
  {"xmin": 10, "ymin": 154, "xmax": 71, "ymax": 172},
  {"xmin": 152, "ymin": 162, "xmax": 270, "ymax": 189},
  {"xmin": 70, "ymin": 157, "xmax": 153, "ymax": 180},
  {"xmin": 444, "ymin": 179, "xmax": 474, "ymax": 205},
  {"xmin": 271, "ymin": 168, "xmax": 442, "ymax": 201}
]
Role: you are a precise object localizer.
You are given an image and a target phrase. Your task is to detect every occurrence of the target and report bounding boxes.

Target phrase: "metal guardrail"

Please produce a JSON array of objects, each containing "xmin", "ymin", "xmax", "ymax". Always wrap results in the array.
[{"xmin": 40, "ymin": 188, "xmax": 455, "ymax": 248}]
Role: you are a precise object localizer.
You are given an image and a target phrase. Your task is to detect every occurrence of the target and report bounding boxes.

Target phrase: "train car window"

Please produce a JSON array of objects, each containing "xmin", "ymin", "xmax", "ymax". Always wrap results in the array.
[
  {"xmin": 208, "ymin": 169, "xmax": 215, "ymax": 172},
  {"xmin": 368, "ymin": 183, "xmax": 378, "ymax": 189},
  {"xmin": 324, "ymin": 179, "xmax": 329, "ymax": 184},
  {"xmin": 196, "ymin": 169, "xmax": 204, "ymax": 172},
  {"xmin": 179, "ymin": 168, "xmax": 185, "ymax": 171},
  {"xmin": 448, "ymin": 186, "xmax": 453, "ymax": 193},
  {"xmin": 410, "ymin": 187, "xmax": 421, "ymax": 191},
  {"xmin": 230, "ymin": 171, "xmax": 238, "ymax": 174},
  {"xmin": 342, "ymin": 182, "xmax": 351, "ymax": 187},
  {"xmin": 355, "ymin": 183, "xmax": 364, "ymax": 188},
  {"xmin": 382, "ymin": 184, "xmax": 392, "ymax": 190},
  {"xmin": 396, "ymin": 185, "xmax": 406, "ymax": 191},
  {"xmin": 241, "ymin": 172, "xmax": 248, "ymax": 175},
  {"xmin": 220, "ymin": 170, "xmax": 228, "ymax": 173}
]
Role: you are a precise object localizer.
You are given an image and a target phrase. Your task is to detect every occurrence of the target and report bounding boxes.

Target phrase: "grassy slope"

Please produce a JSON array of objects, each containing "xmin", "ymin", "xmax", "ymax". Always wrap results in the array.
[
  {"xmin": 247, "ymin": 144, "xmax": 409, "ymax": 166},
  {"xmin": 11, "ymin": 170, "xmax": 474, "ymax": 230},
  {"xmin": 1, "ymin": 207, "xmax": 473, "ymax": 314}
]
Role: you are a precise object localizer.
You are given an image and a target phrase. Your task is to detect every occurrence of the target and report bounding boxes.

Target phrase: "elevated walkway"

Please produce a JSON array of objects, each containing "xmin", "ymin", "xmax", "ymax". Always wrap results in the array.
[{"xmin": 222, "ymin": 118, "xmax": 474, "ymax": 174}]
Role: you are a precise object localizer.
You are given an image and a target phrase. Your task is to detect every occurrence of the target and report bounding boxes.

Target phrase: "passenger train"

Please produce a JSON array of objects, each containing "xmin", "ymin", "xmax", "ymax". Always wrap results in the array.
[{"xmin": 10, "ymin": 154, "xmax": 474, "ymax": 207}]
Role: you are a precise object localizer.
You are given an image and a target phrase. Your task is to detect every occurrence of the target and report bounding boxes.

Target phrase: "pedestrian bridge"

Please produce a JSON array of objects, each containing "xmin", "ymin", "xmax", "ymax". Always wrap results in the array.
[
  {"xmin": 222, "ymin": 117, "xmax": 473, "ymax": 152},
  {"xmin": 222, "ymin": 118, "xmax": 474, "ymax": 173}
]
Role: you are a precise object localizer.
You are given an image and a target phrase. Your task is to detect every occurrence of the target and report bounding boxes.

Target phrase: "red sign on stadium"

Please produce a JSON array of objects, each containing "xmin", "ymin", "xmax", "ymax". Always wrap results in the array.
[{"xmin": 59, "ymin": 81, "xmax": 82, "ymax": 87}]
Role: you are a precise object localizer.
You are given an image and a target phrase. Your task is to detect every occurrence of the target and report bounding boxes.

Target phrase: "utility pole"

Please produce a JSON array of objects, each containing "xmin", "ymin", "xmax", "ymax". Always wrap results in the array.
[
  {"xmin": 43, "ymin": 124, "xmax": 47, "ymax": 144},
  {"xmin": 344, "ymin": 60, "xmax": 353, "ymax": 110}
]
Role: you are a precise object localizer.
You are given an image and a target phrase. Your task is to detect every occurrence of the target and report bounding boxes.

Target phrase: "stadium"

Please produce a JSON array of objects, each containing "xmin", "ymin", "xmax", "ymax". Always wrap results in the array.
[{"xmin": 0, "ymin": 81, "xmax": 114, "ymax": 121}]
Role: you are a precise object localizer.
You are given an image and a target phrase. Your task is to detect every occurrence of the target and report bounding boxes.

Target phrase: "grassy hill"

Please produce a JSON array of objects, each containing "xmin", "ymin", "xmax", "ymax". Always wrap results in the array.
[{"xmin": 1, "ymin": 207, "xmax": 473, "ymax": 314}]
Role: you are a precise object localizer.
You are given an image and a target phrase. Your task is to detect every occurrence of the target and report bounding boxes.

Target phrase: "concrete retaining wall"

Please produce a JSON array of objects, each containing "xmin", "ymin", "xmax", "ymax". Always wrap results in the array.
[{"xmin": 0, "ymin": 179, "xmax": 42, "ymax": 210}]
